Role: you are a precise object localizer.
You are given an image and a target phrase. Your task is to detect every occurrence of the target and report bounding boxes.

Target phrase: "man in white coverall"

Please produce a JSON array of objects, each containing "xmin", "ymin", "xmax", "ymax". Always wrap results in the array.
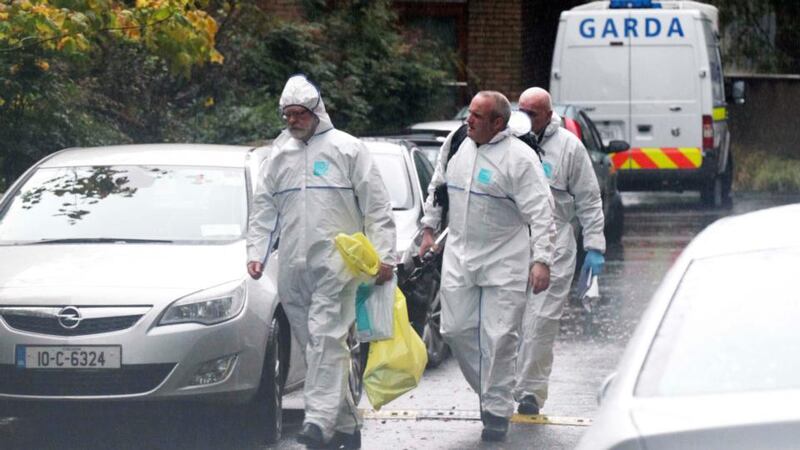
[
  {"xmin": 418, "ymin": 91, "xmax": 555, "ymax": 442},
  {"xmin": 514, "ymin": 87, "xmax": 606, "ymax": 415},
  {"xmin": 246, "ymin": 75, "xmax": 396, "ymax": 449}
]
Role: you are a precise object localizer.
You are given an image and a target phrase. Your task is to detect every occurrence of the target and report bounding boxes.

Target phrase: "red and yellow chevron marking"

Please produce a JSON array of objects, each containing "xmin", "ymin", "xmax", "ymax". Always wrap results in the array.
[{"xmin": 611, "ymin": 147, "xmax": 702, "ymax": 170}]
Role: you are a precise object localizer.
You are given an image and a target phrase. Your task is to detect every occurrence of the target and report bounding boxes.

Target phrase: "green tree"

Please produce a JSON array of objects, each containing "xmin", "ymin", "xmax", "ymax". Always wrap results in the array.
[
  {"xmin": 0, "ymin": 0, "xmax": 452, "ymax": 189},
  {"xmin": 0, "ymin": 0, "xmax": 222, "ymax": 188},
  {"xmin": 711, "ymin": 0, "xmax": 800, "ymax": 73}
]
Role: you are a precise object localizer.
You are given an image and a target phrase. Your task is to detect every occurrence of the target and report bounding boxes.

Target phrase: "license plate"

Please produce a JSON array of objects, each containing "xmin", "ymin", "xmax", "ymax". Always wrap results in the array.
[{"xmin": 16, "ymin": 346, "xmax": 121, "ymax": 369}]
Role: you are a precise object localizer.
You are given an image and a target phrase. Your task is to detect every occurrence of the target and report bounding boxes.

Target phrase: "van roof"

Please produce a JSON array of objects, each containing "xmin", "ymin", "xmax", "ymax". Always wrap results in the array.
[{"xmin": 572, "ymin": 1, "xmax": 718, "ymax": 34}]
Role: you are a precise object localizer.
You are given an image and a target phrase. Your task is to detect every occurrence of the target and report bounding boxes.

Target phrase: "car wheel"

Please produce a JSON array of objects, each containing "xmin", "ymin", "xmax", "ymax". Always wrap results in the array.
[
  {"xmin": 700, "ymin": 176, "xmax": 723, "ymax": 208},
  {"xmin": 423, "ymin": 291, "xmax": 450, "ymax": 368},
  {"xmin": 721, "ymin": 154, "xmax": 734, "ymax": 208},
  {"xmin": 249, "ymin": 316, "xmax": 284, "ymax": 444},
  {"xmin": 347, "ymin": 328, "xmax": 367, "ymax": 405},
  {"xmin": 604, "ymin": 194, "xmax": 624, "ymax": 244}
]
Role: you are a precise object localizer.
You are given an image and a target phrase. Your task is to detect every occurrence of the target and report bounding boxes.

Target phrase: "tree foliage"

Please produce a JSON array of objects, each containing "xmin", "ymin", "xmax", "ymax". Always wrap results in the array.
[
  {"xmin": 0, "ymin": 0, "xmax": 224, "ymax": 188},
  {"xmin": 0, "ymin": 0, "xmax": 451, "ymax": 189},
  {"xmin": 711, "ymin": 0, "xmax": 800, "ymax": 73}
]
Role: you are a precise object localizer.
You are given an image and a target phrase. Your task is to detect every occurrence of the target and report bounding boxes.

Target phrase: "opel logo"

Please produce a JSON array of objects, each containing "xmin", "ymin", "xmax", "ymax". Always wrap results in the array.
[{"xmin": 57, "ymin": 306, "xmax": 82, "ymax": 329}]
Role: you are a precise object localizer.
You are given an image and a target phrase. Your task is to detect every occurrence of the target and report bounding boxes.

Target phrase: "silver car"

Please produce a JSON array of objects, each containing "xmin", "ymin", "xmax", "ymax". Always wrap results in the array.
[
  {"xmin": 577, "ymin": 203, "xmax": 800, "ymax": 450},
  {"xmin": 0, "ymin": 144, "xmax": 364, "ymax": 444}
]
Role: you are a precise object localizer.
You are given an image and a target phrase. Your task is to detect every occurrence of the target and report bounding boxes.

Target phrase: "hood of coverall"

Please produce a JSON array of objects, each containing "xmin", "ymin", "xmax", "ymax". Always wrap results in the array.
[
  {"xmin": 279, "ymin": 75, "xmax": 334, "ymax": 135},
  {"xmin": 541, "ymin": 111, "xmax": 562, "ymax": 141}
]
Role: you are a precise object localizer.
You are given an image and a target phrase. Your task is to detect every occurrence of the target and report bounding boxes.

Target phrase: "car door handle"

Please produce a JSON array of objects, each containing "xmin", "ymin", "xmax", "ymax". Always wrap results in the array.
[
  {"xmin": 669, "ymin": 106, "xmax": 682, "ymax": 112},
  {"xmin": 637, "ymin": 125, "xmax": 652, "ymax": 133}
]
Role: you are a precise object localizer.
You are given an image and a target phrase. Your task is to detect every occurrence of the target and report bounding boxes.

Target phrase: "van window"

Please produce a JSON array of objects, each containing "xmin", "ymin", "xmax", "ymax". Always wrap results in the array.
[
  {"xmin": 578, "ymin": 111, "xmax": 604, "ymax": 153},
  {"xmin": 704, "ymin": 24, "xmax": 725, "ymax": 106},
  {"xmin": 562, "ymin": 47, "xmax": 628, "ymax": 102},
  {"xmin": 631, "ymin": 46, "xmax": 697, "ymax": 101},
  {"xmin": 412, "ymin": 150, "xmax": 434, "ymax": 201}
]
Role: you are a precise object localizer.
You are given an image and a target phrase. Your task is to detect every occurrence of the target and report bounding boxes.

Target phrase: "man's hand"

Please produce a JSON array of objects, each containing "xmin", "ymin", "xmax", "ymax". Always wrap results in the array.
[
  {"xmin": 418, "ymin": 228, "xmax": 436, "ymax": 258},
  {"xmin": 375, "ymin": 262, "xmax": 394, "ymax": 285},
  {"xmin": 581, "ymin": 250, "xmax": 605, "ymax": 276},
  {"xmin": 247, "ymin": 261, "xmax": 263, "ymax": 280},
  {"xmin": 529, "ymin": 262, "xmax": 550, "ymax": 294}
]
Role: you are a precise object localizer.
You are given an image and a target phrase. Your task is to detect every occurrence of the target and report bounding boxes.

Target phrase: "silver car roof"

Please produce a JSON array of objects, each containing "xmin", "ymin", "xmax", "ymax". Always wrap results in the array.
[{"xmin": 39, "ymin": 144, "xmax": 256, "ymax": 169}]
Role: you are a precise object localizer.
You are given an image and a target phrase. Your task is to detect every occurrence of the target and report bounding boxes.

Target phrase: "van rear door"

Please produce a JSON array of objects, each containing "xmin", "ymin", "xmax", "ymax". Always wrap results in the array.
[
  {"xmin": 552, "ymin": 10, "xmax": 632, "ymax": 166},
  {"xmin": 627, "ymin": 10, "xmax": 702, "ymax": 171}
]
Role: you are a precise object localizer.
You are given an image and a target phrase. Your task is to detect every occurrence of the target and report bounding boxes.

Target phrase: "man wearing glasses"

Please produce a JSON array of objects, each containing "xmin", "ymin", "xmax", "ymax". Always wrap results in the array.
[
  {"xmin": 247, "ymin": 75, "xmax": 396, "ymax": 449},
  {"xmin": 513, "ymin": 87, "xmax": 606, "ymax": 416}
]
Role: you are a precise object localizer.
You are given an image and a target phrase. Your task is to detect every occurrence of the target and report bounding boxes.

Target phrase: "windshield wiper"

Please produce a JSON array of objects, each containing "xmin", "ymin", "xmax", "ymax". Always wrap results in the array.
[{"xmin": 26, "ymin": 238, "xmax": 175, "ymax": 245}]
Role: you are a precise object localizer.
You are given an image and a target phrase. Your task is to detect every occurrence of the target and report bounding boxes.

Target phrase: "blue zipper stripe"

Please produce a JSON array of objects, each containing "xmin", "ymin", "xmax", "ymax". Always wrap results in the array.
[
  {"xmin": 306, "ymin": 185, "xmax": 354, "ymax": 191},
  {"xmin": 273, "ymin": 185, "xmax": 353, "ymax": 196},
  {"xmin": 448, "ymin": 184, "xmax": 513, "ymax": 202},
  {"xmin": 273, "ymin": 187, "xmax": 301, "ymax": 196}
]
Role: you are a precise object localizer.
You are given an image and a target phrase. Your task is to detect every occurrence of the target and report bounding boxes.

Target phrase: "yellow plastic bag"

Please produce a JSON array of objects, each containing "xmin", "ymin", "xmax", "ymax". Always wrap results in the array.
[
  {"xmin": 363, "ymin": 288, "xmax": 428, "ymax": 410},
  {"xmin": 334, "ymin": 232, "xmax": 380, "ymax": 277}
]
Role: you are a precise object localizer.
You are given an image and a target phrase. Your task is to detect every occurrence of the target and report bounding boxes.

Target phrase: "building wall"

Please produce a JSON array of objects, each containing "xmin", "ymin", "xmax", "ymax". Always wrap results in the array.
[
  {"xmin": 727, "ymin": 75, "xmax": 800, "ymax": 157},
  {"xmin": 466, "ymin": 0, "xmax": 524, "ymax": 99},
  {"xmin": 256, "ymin": 0, "xmax": 304, "ymax": 21}
]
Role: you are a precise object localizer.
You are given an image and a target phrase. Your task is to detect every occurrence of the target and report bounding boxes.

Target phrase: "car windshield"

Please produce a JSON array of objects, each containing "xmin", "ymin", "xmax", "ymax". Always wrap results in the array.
[
  {"xmin": 0, "ymin": 165, "xmax": 247, "ymax": 244},
  {"xmin": 635, "ymin": 247, "xmax": 800, "ymax": 397},
  {"xmin": 370, "ymin": 152, "xmax": 413, "ymax": 210}
]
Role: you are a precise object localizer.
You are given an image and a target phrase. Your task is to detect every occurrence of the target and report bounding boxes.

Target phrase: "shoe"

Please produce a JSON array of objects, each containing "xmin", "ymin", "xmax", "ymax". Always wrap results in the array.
[
  {"xmin": 296, "ymin": 423, "xmax": 325, "ymax": 449},
  {"xmin": 517, "ymin": 395, "xmax": 540, "ymax": 415},
  {"xmin": 329, "ymin": 429, "xmax": 361, "ymax": 449},
  {"xmin": 480, "ymin": 411, "xmax": 509, "ymax": 442}
]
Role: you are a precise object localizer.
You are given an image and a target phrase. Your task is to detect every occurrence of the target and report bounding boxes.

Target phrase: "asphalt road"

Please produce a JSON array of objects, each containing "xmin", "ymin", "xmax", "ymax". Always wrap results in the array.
[{"xmin": 2, "ymin": 191, "xmax": 799, "ymax": 449}]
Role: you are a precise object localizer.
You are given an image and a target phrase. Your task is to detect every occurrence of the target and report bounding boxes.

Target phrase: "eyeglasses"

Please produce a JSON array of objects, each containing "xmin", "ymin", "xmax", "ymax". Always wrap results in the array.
[{"xmin": 281, "ymin": 109, "xmax": 312, "ymax": 121}]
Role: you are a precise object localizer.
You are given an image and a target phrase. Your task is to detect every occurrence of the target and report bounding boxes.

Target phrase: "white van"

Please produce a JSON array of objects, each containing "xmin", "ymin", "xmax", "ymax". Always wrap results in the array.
[{"xmin": 550, "ymin": 0, "xmax": 733, "ymax": 206}]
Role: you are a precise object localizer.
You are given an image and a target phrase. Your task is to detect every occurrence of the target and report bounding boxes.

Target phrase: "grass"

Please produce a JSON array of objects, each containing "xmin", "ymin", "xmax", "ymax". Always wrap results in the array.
[{"xmin": 734, "ymin": 148, "xmax": 800, "ymax": 193}]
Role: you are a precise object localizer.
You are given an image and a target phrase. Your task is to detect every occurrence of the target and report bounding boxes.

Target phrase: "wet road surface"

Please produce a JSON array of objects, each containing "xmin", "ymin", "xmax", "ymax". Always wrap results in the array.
[{"xmin": 2, "ymin": 192, "xmax": 799, "ymax": 449}]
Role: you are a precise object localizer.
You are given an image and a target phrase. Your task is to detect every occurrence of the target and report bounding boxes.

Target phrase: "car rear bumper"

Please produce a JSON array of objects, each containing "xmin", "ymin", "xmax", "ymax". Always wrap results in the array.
[{"xmin": 616, "ymin": 153, "xmax": 719, "ymax": 192}]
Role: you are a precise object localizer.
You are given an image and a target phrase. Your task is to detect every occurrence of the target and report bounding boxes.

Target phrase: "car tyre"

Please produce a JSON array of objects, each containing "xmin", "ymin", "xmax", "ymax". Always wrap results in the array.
[
  {"xmin": 700, "ymin": 176, "xmax": 723, "ymax": 208},
  {"xmin": 721, "ymin": 154, "xmax": 734, "ymax": 208},
  {"xmin": 604, "ymin": 194, "xmax": 624, "ymax": 244},
  {"xmin": 348, "ymin": 328, "xmax": 367, "ymax": 405},
  {"xmin": 423, "ymin": 291, "xmax": 450, "ymax": 368},
  {"xmin": 249, "ymin": 316, "xmax": 284, "ymax": 444}
]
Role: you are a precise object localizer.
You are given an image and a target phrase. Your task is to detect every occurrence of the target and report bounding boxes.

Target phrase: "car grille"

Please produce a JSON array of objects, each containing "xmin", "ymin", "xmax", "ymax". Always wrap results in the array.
[
  {"xmin": 0, "ymin": 364, "xmax": 176, "ymax": 396},
  {"xmin": 1, "ymin": 314, "xmax": 143, "ymax": 336}
]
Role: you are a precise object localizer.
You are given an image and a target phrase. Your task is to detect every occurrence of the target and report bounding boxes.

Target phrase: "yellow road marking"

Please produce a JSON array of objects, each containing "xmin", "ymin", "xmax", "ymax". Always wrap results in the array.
[{"xmin": 361, "ymin": 409, "xmax": 592, "ymax": 427}]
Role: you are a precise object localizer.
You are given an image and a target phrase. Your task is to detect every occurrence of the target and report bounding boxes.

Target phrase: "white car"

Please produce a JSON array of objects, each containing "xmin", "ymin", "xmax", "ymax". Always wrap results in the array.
[
  {"xmin": 577, "ymin": 203, "xmax": 800, "ymax": 450},
  {"xmin": 362, "ymin": 138, "xmax": 449, "ymax": 367},
  {"xmin": 0, "ymin": 144, "xmax": 365, "ymax": 444}
]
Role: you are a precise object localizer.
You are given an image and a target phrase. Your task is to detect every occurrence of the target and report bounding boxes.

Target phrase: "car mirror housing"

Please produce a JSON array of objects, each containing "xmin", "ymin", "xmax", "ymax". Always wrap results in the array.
[
  {"xmin": 597, "ymin": 372, "xmax": 617, "ymax": 405},
  {"xmin": 605, "ymin": 140, "xmax": 630, "ymax": 153}
]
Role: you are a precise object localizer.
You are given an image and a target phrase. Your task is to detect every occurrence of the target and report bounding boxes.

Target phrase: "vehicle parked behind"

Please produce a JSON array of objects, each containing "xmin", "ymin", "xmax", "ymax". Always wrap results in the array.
[
  {"xmin": 551, "ymin": 0, "xmax": 743, "ymax": 207},
  {"xmin": 577, "ymin": 203, "xmax": 800, "ymax": 450},
  {"xmin": 0, "ymin": 144, "xmax": 366, "ymax": 444},
  {"xmin": 555, "ymin": 103, "xmax": 628, "ymax": 244},
  {"xmin": 361, "ymin": 138, "xmax": 449, "ymax": 367}
]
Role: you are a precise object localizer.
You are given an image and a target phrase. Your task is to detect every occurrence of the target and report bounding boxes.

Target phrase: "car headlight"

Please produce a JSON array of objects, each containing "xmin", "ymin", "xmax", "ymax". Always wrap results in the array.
[{"xmin": 159, "ymin": 280, "xmax": 246, "ymax": 326}]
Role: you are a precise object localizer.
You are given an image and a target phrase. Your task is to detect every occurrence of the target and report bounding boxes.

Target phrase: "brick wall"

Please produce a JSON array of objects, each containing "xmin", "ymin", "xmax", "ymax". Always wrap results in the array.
[
  {"xmin": 467, "ymin": 0, "xmax": 525, "ymax": 99},
  {"xmin": 257, "ymin": 0, "xmax": 304, "ymax": 21}
]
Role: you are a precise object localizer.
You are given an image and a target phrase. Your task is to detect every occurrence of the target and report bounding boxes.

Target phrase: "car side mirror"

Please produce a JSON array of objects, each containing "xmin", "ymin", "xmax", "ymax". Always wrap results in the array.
[
  {"xmin": 597, "ymin": 372, "xmax": 617, "ymax": 405},
  {"xmin": 732, "ymin": 80, "xmax": 746, "ymax": 105},
  {"xmin": 605, "ymin": 140, "xmax": 629, "ymax": 153},
  {"xmin": 725, "ymin": 79, "xmax": 746, "ymax": 105}
]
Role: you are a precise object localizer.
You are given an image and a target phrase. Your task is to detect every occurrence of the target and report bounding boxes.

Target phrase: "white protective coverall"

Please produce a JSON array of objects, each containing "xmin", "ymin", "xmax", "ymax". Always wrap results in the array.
[
  {"xmin": 421, "ymin": 127, "xmax": 555, "ymax": 419},
  {"xmin": 246, "ymin": 76, "xmax": 396, "ymax": 440},
  {"xmin": 514, "ymin": 112, "xmax": 605, "ymax": 408}
]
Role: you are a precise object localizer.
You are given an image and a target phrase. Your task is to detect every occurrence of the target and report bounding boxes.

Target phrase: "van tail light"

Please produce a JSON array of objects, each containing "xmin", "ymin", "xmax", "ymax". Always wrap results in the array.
[{"xmin": 702, "ymin": 115, "xmax": 714, "ymax": 151}]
